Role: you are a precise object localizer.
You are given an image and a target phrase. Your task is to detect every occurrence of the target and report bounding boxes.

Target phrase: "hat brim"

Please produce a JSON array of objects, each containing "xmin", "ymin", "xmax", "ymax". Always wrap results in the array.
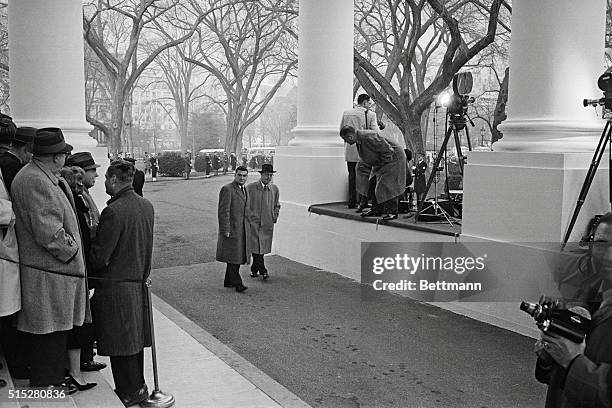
[
  {"xmin": 33, "ymin": 142, "xmax": 73, "ymax": 155},
  {"xmin": 259, "ymin": 170, "xmax": 276, "ymax": 173},
  {"xmin": 83, "ymin": 164, "xmax": 101, "ymax": 170}
]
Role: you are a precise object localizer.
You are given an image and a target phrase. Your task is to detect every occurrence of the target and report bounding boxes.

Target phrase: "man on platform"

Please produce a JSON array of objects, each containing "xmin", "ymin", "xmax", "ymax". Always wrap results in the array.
[
  {"xmin": 216, "ymin": 165, "xmax": 250, "ymax": 292},
  {"xmin": 340, "ymin": 93, "xmax": 379, "ymax": 210},
  {"xmin": 246, "ymin": 163, "xmax": 280, "ymax": 280},
  {"xmin": 90, "ymin": 160, "xmax": 154, "ymax": 406},
  {"xmin": 340, "ymin": 126, "xmax": 406, "ymax": 221},
  {"xmin": 12, "ymin": 128, "xmax": 88, "ymax": 389}
]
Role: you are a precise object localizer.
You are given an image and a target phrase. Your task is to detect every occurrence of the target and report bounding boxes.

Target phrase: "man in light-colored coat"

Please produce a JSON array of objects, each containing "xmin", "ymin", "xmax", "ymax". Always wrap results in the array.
[
  {"xmin": 340, "ymin": 93, "xmax": 379, "ymax": 210},
  {"xmin": 340, "ymin": 126, "xmax": 406, "ymax": 220},
  {"xmin": 89, "ymin": 160, "xmax": 154, "ymax": 406},
  {"xmin": 216, "ymin": 165, "xmax": 250, "ymax": 292},
  {"xmin": 246, "ymin": 164, "xmax": 280, "ymax": 280},
  {"xmin": 11, "ymin": 127, "xmax": 88, "ymax": 387}
]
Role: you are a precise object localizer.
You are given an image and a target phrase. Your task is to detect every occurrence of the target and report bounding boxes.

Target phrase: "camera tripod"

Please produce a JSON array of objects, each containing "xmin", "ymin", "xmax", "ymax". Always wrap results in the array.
[
  {"xmin": 416, "ymin": 114, "xmax": 473, "ymax": 225},
  {"xmin": 561, "ymin": 119, "xmax": 612, "ymax": 250}
]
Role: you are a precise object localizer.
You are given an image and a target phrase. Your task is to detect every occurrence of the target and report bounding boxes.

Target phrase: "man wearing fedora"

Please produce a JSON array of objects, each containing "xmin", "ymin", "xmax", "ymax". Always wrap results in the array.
[
  {"xmin": 12, "ymin": 128, "xmax": 89, "ymax": 388},
  {"xmin": 246, "ymin": 163, "xmax": 280, "ymax": 280},
  {"xmin": 0, "ymin": 126, "xmax": 34, "ymax": 193},
  {"xmin": 65, "ymin": 151, "xmax": 106, "ymax": 373}
]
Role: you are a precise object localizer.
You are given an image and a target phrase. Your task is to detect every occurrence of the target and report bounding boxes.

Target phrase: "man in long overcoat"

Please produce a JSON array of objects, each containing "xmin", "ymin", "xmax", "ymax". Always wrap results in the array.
[
  {"xmin": 216, "ymin": 165, "xmax": 250, "ymax": 292},
  {"xmin": 90, "ymin": 160, "xmax": 154, "ymax": 406},
  {"xmin": 12, "ymin": 128, "xmax": 88, "ymax": 387},
  {"xmin": 340, "ymin": 126, "xmax": 406, "ymax": 220},
  {"xmin": 246, "ymin": 164, "xmax": 280, "ymax": 280}
]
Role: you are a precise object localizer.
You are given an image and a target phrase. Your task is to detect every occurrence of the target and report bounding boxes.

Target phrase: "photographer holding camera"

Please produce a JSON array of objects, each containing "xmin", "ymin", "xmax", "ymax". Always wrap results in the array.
[{"xmin": 534, "ymin": 212, "xmax": 612, "ymax": 407}]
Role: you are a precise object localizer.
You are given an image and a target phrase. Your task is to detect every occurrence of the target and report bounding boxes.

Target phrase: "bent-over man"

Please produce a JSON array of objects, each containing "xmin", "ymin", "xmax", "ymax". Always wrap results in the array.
[
  {"xmin": 246, "ymin": 163, "xmax": 280, "ymax": 280},
  {"xmin": 90, "ymin": 160, "xmax": 154, "ymax": 406},
  {"xmin": 340, "ymin": 126, "xmax": 406, "ymax": 220}
]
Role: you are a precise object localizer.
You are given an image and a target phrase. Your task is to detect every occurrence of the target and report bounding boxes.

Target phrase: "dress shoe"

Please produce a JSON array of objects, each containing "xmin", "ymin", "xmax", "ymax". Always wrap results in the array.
[
  {"xmin": 360, "ymin": 209, "xmax": 381, "ymax": 217},
  {"xmin": 235, "ymin": 284, "xmax": 248, "ymax": 292},
  {"xmin": 66, "ymin": 375, "xmax": 97, "ymax": 391},
  {"xmin": 48, "ymin": 382, "xmax": 78, "ymax": 395},
  {"xmin": 261, "ymin": 271, "xmax": 269, "ymax": 280},
  {"xmin": 119, "ymin": 384, "xmax": 149, "ymax": 407},
  {"xmin": 382, "ymin": 214, "xmax": 398, "ymax": 221},
  {"xmin": 250, "ymin": 271, "xmax": 258, "ymax": 278},
  {"xmin": 80, "ymin": 361, "xmax": 106, "ymax": 371}
]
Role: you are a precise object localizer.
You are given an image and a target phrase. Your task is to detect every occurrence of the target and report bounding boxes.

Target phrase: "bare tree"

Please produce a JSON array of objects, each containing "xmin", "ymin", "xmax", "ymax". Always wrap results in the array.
[
  {"xmin": 184, "ymin": 0, "xmax": 297, "ymax": 154},
  {"xmin": 83, "ymin": 0, "xmax": 208, "ymax": 153},
  {"xmin": 353, "ymin": 0, "xmax": 508, "ymax": 154},
  {"xmin": 149, "ymin": 29, "xmax": 211, "ymax": 152}
]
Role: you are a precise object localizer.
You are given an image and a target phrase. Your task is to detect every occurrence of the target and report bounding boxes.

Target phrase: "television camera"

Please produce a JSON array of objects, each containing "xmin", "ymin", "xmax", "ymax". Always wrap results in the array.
[
  {"xmin": 446, "ymin": 71, "xmax": 476, "ymax": 129},
  {"xmin": 583, "ymin": 67, "xmax": 612, "ymax": 114},
  {"xmin": 520, "ymin": 296, "xmax": 591, "ymax": 343}
]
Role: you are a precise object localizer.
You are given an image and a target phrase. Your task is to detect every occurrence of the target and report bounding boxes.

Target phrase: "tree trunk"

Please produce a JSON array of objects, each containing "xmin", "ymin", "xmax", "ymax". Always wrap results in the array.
[{"xmin": 492, "ymin": 67, "xmax": 509, "ymax": 144}]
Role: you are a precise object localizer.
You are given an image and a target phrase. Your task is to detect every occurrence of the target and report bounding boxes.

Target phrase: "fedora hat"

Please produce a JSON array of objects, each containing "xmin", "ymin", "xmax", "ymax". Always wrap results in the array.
[
  {"xmin": 66, "ymin": 152, "xmax": 100, "ymax": 171},
  {"xmin": 14, "ymin": 127, "xmax": 36, "ymax": 144},
  {"xmin": 0, "ymin": 114, "xmax": 16, "ymax": 144},
  {"xmin": 259, "ymin": 163, "xmax": 276, "ymax": 174},
  {"xmin": 32, "ymin": 128, "xmax": 73, "ymax": 155},
  {"xmin": 123, "ymin": 156, "xmax": 137, "ymax": 164}
]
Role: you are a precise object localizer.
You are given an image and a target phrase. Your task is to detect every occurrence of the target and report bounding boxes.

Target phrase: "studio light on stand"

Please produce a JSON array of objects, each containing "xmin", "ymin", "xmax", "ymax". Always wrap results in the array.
[
  {"xmin": 416, "ymin": 72, "xmax": 476, "ymax": 225},
  {"xmin": 414, "ymin": 92, "xmax": 454, "ymax": 224}
]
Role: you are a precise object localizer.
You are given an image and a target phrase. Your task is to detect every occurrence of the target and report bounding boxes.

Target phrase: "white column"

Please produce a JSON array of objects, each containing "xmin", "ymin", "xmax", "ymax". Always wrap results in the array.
[
  {"xmin": 288, "ymin": 0, "xmax": 354, "ymax": 147},
  {"xmin": 8, "ymin": 0, "xmax": 107, "ymax": 207},
  {"xmin": 463, "ymin": 0, "xmax": 609, "ymax": 243},
  {"xmin": 496, "ymin": 0, "xmax": 606, "ymax": 152},
  {"xmin": 273, "ymin": 0, "xmax": 354, "ymax": 265}
]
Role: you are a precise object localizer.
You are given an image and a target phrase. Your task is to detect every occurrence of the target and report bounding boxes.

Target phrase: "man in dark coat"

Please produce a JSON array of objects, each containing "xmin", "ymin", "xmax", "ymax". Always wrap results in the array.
[
  {"xmin": 0, "ymin": 126, "xmax": 34, "ymax": 193},
  {"xmin": 534, "ymin": 212, "xmax": 612, "ymax": 407},
  {"xmin": 340, "ymin": 126, "xmax": 406, "ymax": 220},
  {"xmin": 216, "ymin": 165, "xmax": 250, "ymax": 292},
  {"xmin": 413, "ymin": 154, "xmax": 428, "ymax": 204},
  {"xmin": 65, "ymin": 151, "xmax": 106, "ymax": 372},
  {"xmin": 123, "ymin": 156, "xmax": 145, "ymax": 196},
  {"xmin": 90, "ymin": 160, "xmax": 154, "ymax": 406},
  {"xmin": 246, "ymin": 164, "xmax": 280, "ymax": 280}
]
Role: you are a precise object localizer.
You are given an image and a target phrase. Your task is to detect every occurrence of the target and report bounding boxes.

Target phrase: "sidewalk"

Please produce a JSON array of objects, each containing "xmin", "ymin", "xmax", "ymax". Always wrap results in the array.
[{"xmin": 96, "ymin": 295, "xmax": 310, "ymax": 408}]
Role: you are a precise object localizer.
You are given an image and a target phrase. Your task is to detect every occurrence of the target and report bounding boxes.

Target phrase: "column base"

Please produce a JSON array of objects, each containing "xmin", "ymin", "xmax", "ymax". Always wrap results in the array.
[
  {"xmin": 495, "ymin": 118, "xmax": 604, "ymax": 152},
  {"xmin": 289, "ymin": 126, "xmax": 344, "ymax": 147},
  {"xmin": 462, "ymin": 151, "xmax": 609, "ymax": 243}
]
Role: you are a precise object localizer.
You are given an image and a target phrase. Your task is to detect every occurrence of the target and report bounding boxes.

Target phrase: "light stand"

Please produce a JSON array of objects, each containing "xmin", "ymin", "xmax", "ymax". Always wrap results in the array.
[
  {"xmin": 415, "ymin": 103, "xmax": 455, "ymax": 224},
  {"xmin": 416, "ymin": 103, "xmax": 473, "ymax": 224}
]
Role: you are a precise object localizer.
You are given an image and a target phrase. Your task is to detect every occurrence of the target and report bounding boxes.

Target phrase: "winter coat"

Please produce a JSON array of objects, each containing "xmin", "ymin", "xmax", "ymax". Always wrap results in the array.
[
  {"xmin": 0, "ymin": 171, "xmax": 19, "ymax": 317},
  {"xmin": 246, "ymin": 181, "xmax": 280, "ymax": 255},
  {"xmin": 216, "ymin": 181, "xmax": 250, "ymax": 264},
  {"xmin": 89, "ymin": 186, "xmax": 154, "ymax": 356},
  {"xmin": 11, "ymin": 159, "xmax": 88, "ymax": 334},
  {"xmin": 355, "ymin": 130, "xmax": 406, "ymax": 203}
]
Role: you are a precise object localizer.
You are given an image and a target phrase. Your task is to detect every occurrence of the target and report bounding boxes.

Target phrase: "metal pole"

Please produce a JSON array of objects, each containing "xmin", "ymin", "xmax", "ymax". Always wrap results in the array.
[{"xmin": 142, "ymin": 278, "xmax": 175, "ymax": 408}]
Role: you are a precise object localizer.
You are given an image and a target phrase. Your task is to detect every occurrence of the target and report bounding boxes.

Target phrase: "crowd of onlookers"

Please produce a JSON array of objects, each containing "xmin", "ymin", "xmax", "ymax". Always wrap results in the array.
[{"xmin": 0, "ymin": 114, "xmax": 155, "ymax": 406}]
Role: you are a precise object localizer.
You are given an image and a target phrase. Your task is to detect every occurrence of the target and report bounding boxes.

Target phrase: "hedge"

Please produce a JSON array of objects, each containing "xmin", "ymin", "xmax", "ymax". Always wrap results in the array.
[{"xmin": 158, "ymin": 151, "xmax": 185, "ymax": 177}]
